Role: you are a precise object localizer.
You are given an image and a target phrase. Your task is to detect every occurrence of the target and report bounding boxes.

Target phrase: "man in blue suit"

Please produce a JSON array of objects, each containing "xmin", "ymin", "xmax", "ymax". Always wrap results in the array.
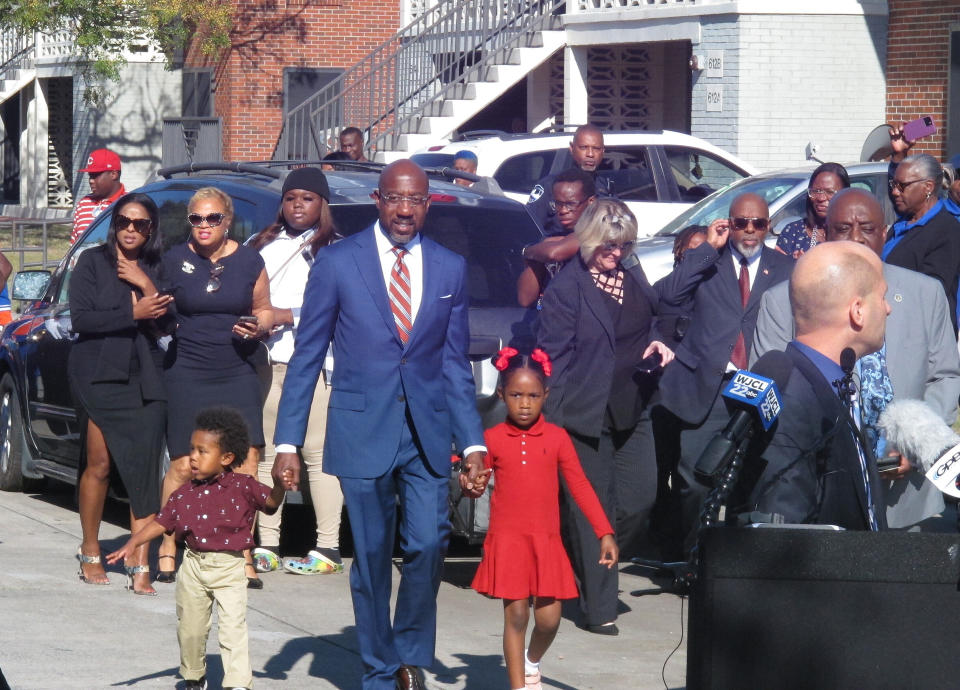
[{"xmin": 272, "ymin": 160, "xmax": 486, "ymax": 690}]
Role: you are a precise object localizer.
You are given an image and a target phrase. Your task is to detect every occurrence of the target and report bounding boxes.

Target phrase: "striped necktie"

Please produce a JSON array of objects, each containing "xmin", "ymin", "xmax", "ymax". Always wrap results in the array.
[{"xmin": 389, "ymin": 246, "xmax": 412, "ymax": 343}]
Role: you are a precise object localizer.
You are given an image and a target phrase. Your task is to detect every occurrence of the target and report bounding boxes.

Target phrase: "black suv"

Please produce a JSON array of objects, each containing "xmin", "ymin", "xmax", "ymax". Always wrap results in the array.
[{"xmin": 0, "ymin": 162, "xmax": 540, "ymax": 536}]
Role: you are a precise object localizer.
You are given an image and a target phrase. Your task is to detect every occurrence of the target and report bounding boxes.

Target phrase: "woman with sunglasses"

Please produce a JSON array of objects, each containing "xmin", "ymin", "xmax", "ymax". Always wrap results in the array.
[
  {"xmin": 775, "ymin": 162, "xmax": 850, "ymax": 258},
  {"xmin": 537, "ymin": 198, "xmax": 674, "ymax": 636},
  {"xmin": 246, "ymin": 167, "xmax": 345, "ymax": 577},
  {"xmin": 157, "ymin": 186, "xmax": 275, "ymax": 586},
  {"xmin": 69, "ymin": 193, "xmax": 172, "ymax": 594}
]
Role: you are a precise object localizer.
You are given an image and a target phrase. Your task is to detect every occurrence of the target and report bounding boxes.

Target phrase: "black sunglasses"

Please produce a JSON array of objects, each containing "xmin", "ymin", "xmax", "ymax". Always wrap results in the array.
[
  {"xmin": 206, "ymin": 263, "xmax": 225, "ymax": 293},
  {"xmin": 730, "ymin": 216, "xmax": 769, "ymax": 231},
  {"xmin": 188, "ymin": 212, "xmax": 225, "ymax": 227},
  {"xmin": 113, "ymin": 215, "xmax": 152, "ymax": 235}
]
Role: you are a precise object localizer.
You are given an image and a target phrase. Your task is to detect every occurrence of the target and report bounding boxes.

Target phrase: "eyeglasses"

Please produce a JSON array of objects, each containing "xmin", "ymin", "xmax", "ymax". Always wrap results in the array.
[
  {"xmin": 113, "ymin": 215, "xmax": 152, "ymax": 236},
  {"xmin": 888, "ymin": 178, "xmax": 930, "ymax": 194},
  {"xmin": 600, "ymin": 241, "xmax": 634, "ymax": 253},
  {"xmin": 187, "ymin": 212, "xmax": 226, "ymax": 227},
  {"xmin": 807, "ymin": 188, "xmax": 838, "ymax": 199},
  {"xmin": 377, "ymin": 192, "xmax": 429, "ymax": 206},
  {"xmin": 730, "ymin": 217, "xmax": 769, "ymax": 231},
  {"xmin": 548, "ymin": 198, "xmax": 587, "ymax": 213},
  {"xmin": 206, "ymin": 263, "xmax": 224, "ymax": 293}
]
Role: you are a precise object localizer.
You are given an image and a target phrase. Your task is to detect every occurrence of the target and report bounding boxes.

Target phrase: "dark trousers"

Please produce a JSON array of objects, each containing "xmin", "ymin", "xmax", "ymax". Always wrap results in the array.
[
  {"xmin": 565, "ymin": 408, "xmax": 657, "ymax": 626},
  {"xmin": 339, "ymin": 416, "xmax": 450, "ymax": 690},
  {"xmin": 653, "ymin": 394, "xmax": 731, "ymax": 556}
]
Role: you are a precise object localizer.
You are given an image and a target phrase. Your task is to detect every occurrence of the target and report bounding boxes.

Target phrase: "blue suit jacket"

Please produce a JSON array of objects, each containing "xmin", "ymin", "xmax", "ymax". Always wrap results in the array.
[{"xmin": 274, "ymin": 225, "xmax": 484, "ymax": 478}]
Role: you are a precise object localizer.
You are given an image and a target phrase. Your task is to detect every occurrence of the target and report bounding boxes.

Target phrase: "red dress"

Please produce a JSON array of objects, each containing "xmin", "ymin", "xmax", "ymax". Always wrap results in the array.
[{"xmin": 471, "ymin": 415, "xmax": 614, "ymax": 600}]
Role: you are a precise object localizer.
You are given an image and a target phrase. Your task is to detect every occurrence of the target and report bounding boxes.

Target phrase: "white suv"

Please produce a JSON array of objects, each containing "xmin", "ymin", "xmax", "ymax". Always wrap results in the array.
[{"xmin": 412, "ymin": 130, "xmax": 757, "ymax": 236}]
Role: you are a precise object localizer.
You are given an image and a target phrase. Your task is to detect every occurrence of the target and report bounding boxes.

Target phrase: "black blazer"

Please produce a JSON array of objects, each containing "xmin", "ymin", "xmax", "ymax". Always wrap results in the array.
[
  {"xmin": 538, "ymin": 253, "xmax": 659, "ymax": 438},
  {"xmin": 738, "ymin": 343, "xmax": 887, "ymax": 530},
  {"xmin": 656, "ymin": 243, "xmax": 794, "ymax": 425},
  {"xmin": 67, "ymin": 245, "xmax": 166, "ymax": 401},
  {"xmin": 884, "ymin": 204, "xmax": 960, "ymax": 331}
]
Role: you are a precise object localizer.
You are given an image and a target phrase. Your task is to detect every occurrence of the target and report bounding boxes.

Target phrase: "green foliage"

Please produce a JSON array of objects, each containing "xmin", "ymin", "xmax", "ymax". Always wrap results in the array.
[{"xmin": 0, "ymin": 0, "xmax": 232, "ymax": 104}]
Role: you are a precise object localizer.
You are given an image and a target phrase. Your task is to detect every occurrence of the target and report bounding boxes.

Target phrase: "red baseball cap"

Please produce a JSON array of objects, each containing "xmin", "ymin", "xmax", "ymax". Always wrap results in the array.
[{"xmin": 79, "ymin": 148, "xmax": 121, "ymax": 173}]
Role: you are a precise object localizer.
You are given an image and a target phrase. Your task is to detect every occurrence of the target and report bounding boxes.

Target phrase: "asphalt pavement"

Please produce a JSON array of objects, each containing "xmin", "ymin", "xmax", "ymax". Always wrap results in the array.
[{"xmin": 0, "ymin": 484, "xmax": 687, "ymax": 690}]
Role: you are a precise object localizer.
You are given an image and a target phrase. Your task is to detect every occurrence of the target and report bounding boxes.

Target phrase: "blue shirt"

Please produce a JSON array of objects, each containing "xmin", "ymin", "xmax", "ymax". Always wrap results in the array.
[
  {"xmin": 882, "ymin": 199, "xmax": 943, "ymax": 261},
  {"xmin": 791, "ymin": 340, "xmax": 845, "ymax": 396}
]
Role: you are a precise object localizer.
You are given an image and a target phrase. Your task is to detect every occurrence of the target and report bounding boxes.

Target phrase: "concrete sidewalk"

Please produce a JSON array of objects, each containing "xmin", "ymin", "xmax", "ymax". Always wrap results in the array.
[{"xmin": 0, "ymin": 486, "xmax": 687, "ymax": 689}]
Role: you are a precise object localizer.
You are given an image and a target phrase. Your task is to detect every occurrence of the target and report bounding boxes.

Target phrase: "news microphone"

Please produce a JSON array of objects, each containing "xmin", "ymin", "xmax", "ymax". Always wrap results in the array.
[
  {"xmin": 877, "ymin": 399, "xmax": 960, "ymax": 498},
  {"xmin": 693, "ymin": 351, "xmax": 792, "ymax": 486}
]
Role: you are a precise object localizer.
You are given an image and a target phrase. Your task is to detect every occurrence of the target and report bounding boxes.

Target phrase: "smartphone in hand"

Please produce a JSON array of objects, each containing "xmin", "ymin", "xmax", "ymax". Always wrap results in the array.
[{"xmin": 903, "ymin": 116, "xmax": 936, "ymax": 142}]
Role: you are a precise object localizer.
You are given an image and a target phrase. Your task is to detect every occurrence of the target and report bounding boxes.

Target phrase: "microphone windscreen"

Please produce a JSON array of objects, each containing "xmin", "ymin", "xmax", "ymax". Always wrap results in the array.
[
  {"xmin": 877, "ymin": 399, "xmax": 960, "ymax": 472},
  {"xmin": 840, "ymin": 347, "xmax": 856, "ymax": 373},
  {"xmin": 751, "ymin": 350, "xmax": 793, "ymax": 390}
]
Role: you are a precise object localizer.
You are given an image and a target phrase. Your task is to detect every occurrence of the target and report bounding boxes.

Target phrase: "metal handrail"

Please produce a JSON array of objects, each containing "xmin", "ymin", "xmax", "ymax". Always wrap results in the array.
[{"xmin": 275, "ymin": 0, "xmax": 564, "ymax": 161}]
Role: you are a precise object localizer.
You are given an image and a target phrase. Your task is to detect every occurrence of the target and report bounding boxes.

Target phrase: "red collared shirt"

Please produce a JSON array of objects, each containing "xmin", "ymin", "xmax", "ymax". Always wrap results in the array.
[
  {"xmin": 70, "ymin": 184, "xmax": 126, "ymax": 244},
  {"xmin": 155, "ymin": 471, "xmax": 272, "ymax": 552}
]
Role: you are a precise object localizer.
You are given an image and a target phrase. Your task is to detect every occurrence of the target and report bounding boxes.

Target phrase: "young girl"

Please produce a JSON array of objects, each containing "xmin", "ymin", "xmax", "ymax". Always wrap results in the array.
[
  {"xmin": 465, "ymin": 347, "xmax": 618, "ymax": 690},
  {"xmin": 107, "ymin": 407, "xmax": 290, "ymax": 690}
]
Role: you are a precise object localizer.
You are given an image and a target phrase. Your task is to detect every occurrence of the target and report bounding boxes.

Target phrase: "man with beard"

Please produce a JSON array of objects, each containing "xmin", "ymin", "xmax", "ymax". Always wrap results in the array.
[{"xmin": 652, "ymin": 192, "xmax": 795, "ymax": 556}]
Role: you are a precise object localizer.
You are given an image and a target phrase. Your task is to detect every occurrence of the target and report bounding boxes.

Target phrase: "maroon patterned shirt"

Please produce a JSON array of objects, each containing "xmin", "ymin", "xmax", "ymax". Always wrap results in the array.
[{"xmin": 155, "ymin": 471, "xmax": 272, "ymax": 552}]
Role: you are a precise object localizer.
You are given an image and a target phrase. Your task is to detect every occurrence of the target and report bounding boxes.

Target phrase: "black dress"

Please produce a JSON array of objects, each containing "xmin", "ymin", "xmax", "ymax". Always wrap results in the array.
[
  {"xmin": 161, "ymin": 242, "xmax": 267, "ymax": 457},
  {"xmin": 67, "ymin": 245, "xmax": 167, "ymax": 518}
]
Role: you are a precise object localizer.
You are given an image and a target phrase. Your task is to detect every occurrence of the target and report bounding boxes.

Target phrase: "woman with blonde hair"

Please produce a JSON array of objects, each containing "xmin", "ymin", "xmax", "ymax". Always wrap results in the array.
[
  {"xmin": 538, "ymin": 198, "xmax": 673, "ymax": 635},
  {"xmin": 157, "ymin": 186, "xmax": 274, "ymax": 587}
]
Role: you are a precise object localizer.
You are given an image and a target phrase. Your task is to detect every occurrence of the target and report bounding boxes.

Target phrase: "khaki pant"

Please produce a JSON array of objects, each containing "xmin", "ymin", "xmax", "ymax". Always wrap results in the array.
[
  {"xmin": 176, "ymin": 548, "xmax": 251, "ymax": 688},
  {"xmin": 258, "ymin": 362, "xmax": 344, "ymax": 549}
]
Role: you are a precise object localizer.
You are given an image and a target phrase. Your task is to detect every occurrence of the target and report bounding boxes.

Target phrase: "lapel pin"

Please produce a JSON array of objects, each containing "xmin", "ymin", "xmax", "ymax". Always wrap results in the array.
[
  {"xmin": 762, "ymin": 268, "xmax": 769, "ymax": 275},
  {"xmin": 181, "ymin": 261, "xmax": 195, "ymax": 274},
  {"xmin": 894, "ymin": 293, "xmax": 902, "ymax": 303}
]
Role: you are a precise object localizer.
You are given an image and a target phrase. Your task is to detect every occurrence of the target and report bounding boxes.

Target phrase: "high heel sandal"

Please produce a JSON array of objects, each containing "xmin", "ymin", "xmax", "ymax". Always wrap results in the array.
[
  {"xmin": 76, "ymin": 546, "xmax": 110, "ymax": 585},
  {"xmin": 156, "ymin": 553, "xmax": 176, "ymax": 584},
  {"xmin": 124, "ymin": 564, "xmax": 157, "ymax": 596}
]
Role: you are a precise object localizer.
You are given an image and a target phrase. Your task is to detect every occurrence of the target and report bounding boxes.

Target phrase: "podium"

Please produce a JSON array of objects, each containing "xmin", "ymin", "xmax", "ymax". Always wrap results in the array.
[{"xmin": 687, "ymin": 527, "xmax": 960, "ymax": 689}]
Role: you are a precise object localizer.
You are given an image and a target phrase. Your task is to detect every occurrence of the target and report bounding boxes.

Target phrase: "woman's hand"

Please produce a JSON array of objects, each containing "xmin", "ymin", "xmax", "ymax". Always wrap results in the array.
[
  {"xmin": 232, "ymin": 316, "xmax": 268, "ymax": 341},
  {"xmin": 598, "ymin": 534, "xmax": 619, "ymax": 569},
  {"xmin": 117, "ymin": 257, "xmax": 155, "ymax": 293},
  {"xmin": 132, "ymin": 293, "xmax": 173, "ymax": 320},
  {"xmin": 643, "ymin": 340, "xmax": 675, "ymax": 367}
]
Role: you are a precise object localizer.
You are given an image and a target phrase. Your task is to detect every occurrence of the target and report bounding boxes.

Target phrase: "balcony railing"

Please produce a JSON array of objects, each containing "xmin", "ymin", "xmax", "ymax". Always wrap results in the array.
[{"xmin": 572, "ymin": 0, "xmax": 700, "ymax": 12}]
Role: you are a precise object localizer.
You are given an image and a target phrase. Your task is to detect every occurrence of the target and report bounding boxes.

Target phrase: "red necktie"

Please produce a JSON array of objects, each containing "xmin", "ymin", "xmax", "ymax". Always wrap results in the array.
[
  {"xmin": 730, "ymin": 258, "xmax": 750, "ymax": 369},
  {"xmin": 389, "ymin": 247, "xmax": 412, "ymax": 343}
]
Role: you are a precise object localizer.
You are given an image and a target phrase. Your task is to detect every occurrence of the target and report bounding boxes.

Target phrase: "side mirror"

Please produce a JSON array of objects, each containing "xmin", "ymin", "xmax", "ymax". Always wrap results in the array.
[{"xmin": 12, "ymin": 270, "xmax": 51, "ymax": 301}]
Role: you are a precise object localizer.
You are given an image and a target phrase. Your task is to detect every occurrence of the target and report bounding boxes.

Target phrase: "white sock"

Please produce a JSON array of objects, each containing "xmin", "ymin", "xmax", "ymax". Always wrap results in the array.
[{"xmin": 524, "ymin": 648, "xmax": 540, "ymax": 675}]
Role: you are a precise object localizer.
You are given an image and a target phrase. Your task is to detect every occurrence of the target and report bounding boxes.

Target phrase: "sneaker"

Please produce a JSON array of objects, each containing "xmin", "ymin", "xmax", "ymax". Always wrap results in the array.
[
  {"xmin": 183, "ymin": 677, "xmax": 207, "ymax": 690},
  {"xmin": 524, "ymin": 670, "xmax": 542, "ymax": 690},
  {"xmin": 282, "ymin": 550, "xmax": 344, "ymax": 575},
  {"xmin": 252, "ymin": 547, "xmax": 280, "ymax": 573}
]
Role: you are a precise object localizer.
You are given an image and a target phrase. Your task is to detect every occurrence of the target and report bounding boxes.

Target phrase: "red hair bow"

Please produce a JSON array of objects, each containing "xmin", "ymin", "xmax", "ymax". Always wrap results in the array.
[
  {"xmin": 531, "ymin": 348, "xmax": 552, "ymax": 377},
  {"xmin": 494, "ymin": 346, "xmax": 519, "ymax": 371}
]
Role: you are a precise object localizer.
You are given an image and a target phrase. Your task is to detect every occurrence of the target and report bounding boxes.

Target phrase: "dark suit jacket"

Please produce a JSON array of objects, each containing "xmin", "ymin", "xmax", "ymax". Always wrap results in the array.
[
  {"xmin": 884, "ymin": 204, "xmax": 960, "ymax": 330},
  {"xmin": 538, "ymin": 254, "xmax": 659, "ymax": 438},
  {"xmin": 656, "ymin": 242, "xmax": 794, "ymax": 425},
  {"xmin": 273, "ymin": 225, "xmax": 484, "ymax": 478},
  {"xmin": 739, "ymin": 343, "xmax": 887, "ymax": 530},
  {"xmin": 67, "ymin": 244, "xmax": 166, "ymax": 402}
]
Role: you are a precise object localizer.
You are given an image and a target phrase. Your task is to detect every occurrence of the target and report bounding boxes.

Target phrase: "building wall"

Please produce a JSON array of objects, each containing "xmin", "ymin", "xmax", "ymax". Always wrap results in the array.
[
  {"xmin": 72, "ymin": 61, "xmax": 181, "ymax": 197},
  {"xmin": 186, "ymin": 0, "xmax": 402, "ymax": 162},
  {"xmin": 692, "ymin": 11, "xmax": 887, "ymax": 171},
  {"xmin": 886, "ymin": 0, "xmax": 960, "ymax": 160}
]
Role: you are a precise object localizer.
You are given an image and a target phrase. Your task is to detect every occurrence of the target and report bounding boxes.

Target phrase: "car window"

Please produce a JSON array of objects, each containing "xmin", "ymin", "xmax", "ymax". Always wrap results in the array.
[
  {"xmin": 410, "ymin": 153, "xmax": 456, "ymax": 168},
  {"xmin": 657, "ymin": 175, "xmax": 808, "ymax": 236},
  {"xmin": 663, "ymin": 146, "xmax": 748, "ymax": 203},
  {"xmin": 596, "ymin": 146, "xmax": 657, "ymax": 202},
  {"xmin": 494, "ymin": 151, "xmax": 558, "ymax": 195},
  {"xmin": 332, "ymin": 203, "xmax": 540, "ymax": 308},
  {"xmin": 770, "ymin": 191, "xmax": 808, "ymax": 230}
]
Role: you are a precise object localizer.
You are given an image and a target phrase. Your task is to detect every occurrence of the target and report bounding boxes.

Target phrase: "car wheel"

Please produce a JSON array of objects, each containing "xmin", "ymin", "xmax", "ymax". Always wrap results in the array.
[{"xmin": 0, "ymin": 373, "xmax": 25, "ymax": 492}]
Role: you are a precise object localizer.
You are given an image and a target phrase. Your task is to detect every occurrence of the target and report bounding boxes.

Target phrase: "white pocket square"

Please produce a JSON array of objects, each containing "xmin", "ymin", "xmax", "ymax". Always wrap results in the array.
[{"xmin": 440, "ymin": 294, "xmax": 453, "ymax": 299}]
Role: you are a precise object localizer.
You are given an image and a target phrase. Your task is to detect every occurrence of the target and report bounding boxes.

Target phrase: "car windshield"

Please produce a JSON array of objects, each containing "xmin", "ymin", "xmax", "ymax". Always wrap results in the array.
[{"xmin": 656, "ymin": 174, "xmax": 808, "ymax": 236}]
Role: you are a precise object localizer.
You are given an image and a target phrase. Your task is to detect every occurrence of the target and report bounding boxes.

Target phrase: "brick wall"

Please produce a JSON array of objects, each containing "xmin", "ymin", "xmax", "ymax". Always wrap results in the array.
[
  {"xmin": 186, "ymin": 0, "xmax": 402, "ymax": 161},
  {"xmin": 886, "ymin": 0, "xmax": 960, "ymax": 159}
]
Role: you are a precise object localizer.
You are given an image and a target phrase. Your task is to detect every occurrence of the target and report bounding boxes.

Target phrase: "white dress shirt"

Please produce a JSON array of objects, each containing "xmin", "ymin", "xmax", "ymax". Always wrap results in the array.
[{"xmin": 374, "ymin": 220, "xmax": 424, "ymax": 323}]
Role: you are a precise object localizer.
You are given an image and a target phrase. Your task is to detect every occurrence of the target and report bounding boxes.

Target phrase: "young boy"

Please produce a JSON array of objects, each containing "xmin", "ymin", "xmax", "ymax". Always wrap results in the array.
[{"xmin": 107, "ymin": 407, "xmax": 290, "ymax": 690}]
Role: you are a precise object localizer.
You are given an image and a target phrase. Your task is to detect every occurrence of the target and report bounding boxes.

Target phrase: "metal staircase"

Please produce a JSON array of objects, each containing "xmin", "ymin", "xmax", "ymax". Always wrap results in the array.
[{"xmin": 274, "ymin": 0, "xmax": 566, "ymax": 161}]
